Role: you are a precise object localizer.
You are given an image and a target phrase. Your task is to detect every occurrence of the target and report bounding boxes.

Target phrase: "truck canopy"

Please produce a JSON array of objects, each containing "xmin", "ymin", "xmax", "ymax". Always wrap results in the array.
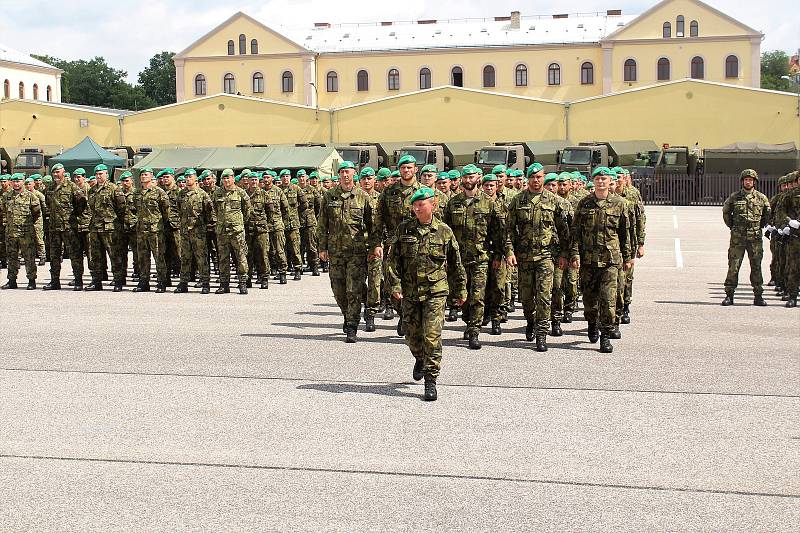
[
  {"xmin": 704, "ymin": 141, "xmax": 798, "ymax": 156},
  {"xmin": 525, "ymin": 140, "xmax": 572, "ymax": 165}
]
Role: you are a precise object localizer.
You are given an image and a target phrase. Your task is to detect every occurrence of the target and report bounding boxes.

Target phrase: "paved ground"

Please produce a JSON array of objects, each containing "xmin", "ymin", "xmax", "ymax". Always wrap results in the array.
[{"xmin": 1, "ymin": 206, "xmax": 798, "ymax": 531}]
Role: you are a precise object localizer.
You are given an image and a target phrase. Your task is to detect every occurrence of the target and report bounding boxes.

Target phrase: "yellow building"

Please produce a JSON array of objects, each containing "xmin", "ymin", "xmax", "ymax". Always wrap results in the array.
[{"xmin": 173, "ymin": 0, "xmax": 763, "ymax": 107}]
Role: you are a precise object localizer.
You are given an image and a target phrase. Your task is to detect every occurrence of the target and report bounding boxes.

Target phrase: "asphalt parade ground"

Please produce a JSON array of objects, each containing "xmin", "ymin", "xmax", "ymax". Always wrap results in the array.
[{"xmin": 1, "ymin": 206, "xmax": 798, "ymax": 531}]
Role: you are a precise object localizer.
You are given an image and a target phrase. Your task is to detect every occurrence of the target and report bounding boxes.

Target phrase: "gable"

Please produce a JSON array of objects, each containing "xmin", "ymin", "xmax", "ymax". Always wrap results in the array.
[
  {"xmin": 176, "ymin": 12, "xmax": 309, "ymax": 59},
  {"xmin": 604, "ymin": 0, "xmax": 760, "ymax": 41}
]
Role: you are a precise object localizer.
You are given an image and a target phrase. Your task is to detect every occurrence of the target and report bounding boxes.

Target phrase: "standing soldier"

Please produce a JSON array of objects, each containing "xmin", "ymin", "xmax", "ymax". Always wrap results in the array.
[
  {"xmin": 44, "ymin": 163, "xmax": 86, "ymax": 290},
  {"xmin": 262, "ymin": 175, "xmax": 290, "ymax": 285},
  {"xmin": 570, "ymin": 167, "xmax": 634, "ymax": 353},
  {"xmin": 387, "ymin": 187, "xmax": 467, "ymax": 401},
  {"xmin": 70, "ymin": 168, "xmax": 91, "ymax": 288},
  {"xmin": 317, "ymin": 161, "xmax": 377, "ymax": 342},
  {"xmin": 214, "ymin": 168, "xmax": 251, "ymax": 294},
  {"xmin": 774, "ymin": 172, "xmax": 800, "ymax": 307},
  {"xmin": 618, "ymin": 168, "xmax": 646, "ymax": 324},
  {"xmin": 175, "ymin": 169, "xmax": 214, "ymax": 294},
  {"xmin": 133, "ymin": 168, "xmax": 171, "ymax": 293},
  {"xmin": 85, "ymin": 164, "xmax": 125, "ymax": 291},
  {"xmin": 481, "ymin": 172, "xmax": 509, "ymax": 335},
  {"xmin": 25, "ymin": 176, "xmax": 47, "ymax": 265},
  {"xmin": 117, "ymin": 171, "xmax": 138, "ymax": 283},
  {"xmin": 721, "ymin": 169, "xmax": 771, "ymax": 306},
  {"xmin": 556, "ymin": 172, "xmax": 580, "ymax": 324},
  {"xmin": 359, "ymin": 166, "xmax": 382, "ymax": 329},
  {"xmin": 0, "ymin": 174, "xmax": 9, "ymax": 269},
  {"xmin": 2, "ymin": 173, "xmax": 41, "ymax": 289},
  {"xmin": 297, "ymin": 169, "xmax": 320, "ymax": 276},
  {"xmin": 546, "ymin": 173, "xmax": 574, "ymax": 337},
  {"xmin": 279, "ymin": 169, "xmax": 306, "ymax": 280},
  {"xmin": 159, "ymin": 169, "xmax": 182, "ymax": 283},
  {"xmin": 245, "ymin": 172, "xmax": 271, "ymax": 290}
]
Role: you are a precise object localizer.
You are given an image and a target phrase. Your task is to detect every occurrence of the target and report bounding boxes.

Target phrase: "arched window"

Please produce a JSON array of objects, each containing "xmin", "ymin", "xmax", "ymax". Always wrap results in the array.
[
  {"xmin": 46, "ymin": 85, "xmax": 52, "ymax": 102},
  {"xmin": 624, "ymin": 59, "xmax": 637, "ymax": 82},
  {"xmin": 663, "ymin": 22, "xmax": 671, "ymax": 38},
  {"xmin": 227, "ymin": 40, "xmax": 235, "ymax": 55},
  {"xmin": 483, "ymin": 65, "xmax": 496, "ymax": 88},
  {"xmin": 194, "ymin": 74, "xmax": 207, "ymax": 95},
  {"xmin": 451, "ymin": 66, "xmax": 463, "ymax": 87},
  {"xmin": 657, "ymin": 58, "xmax": 670, "ymax": 81},
  {"xmin": 33, "ymin": 84, "xmax": 39, "ymax": 100},
  {"xmin": 690, "ymin": 20, "xmax": 698, "ymax": 37},
  {"xmin": 357, "ymin": 70, "xmax": 369, "ymax": 91},
  {"xmin": 282, "ymin": 71, "xmax": 293, "ymax": 93},
  {"xmin": 326, "ymin": 71, "xmax": 338, "ymax": 92},
  {"xmin": 3, "ymin": 79, "xmax": 9, "ymax": 99},
  {"xmin": 251, "ymin": 39, "xmax": 258, "ymax": 54},
  {"xmin": 676, "ymin": 16, "xmax": 685, "ymax": 37},
  {"xmin": 387, "ymin": 68, "xmax": 400, "ymax": 90},
  {"xmin": 725, "ymin": 55, "xmax": 739, "ymax": 79},
  {"xmin": 239, "ymin": 34, "xmax": 246, "ymax": 55},
  {"xmin": 223, "ymin": 73, "xmax": 235, "ymax": 94},
  {"xmin": 252, "ymin": 72, "xmax": 264, "ymax": 93},
  {"xmin": 515, "ymin": 64, "xmax": 528, "ymax": 87},
  {"xmin": 419, "ymin": 67, "xmax": 431, "ymax": 90},
  {"xmin": 691, "ymin": 56, "xmax": 704, "ymax": 79},
  {"xmin": 18, "ymin": 81, "xmax": 24, "ymax": 99},
  {"xmin": 580, "ymin": 62, "xmax": 594, "ymax": 85},
  {"xmin": 547, "ymin": 63, "xmax": 561, "ymax": 86}
]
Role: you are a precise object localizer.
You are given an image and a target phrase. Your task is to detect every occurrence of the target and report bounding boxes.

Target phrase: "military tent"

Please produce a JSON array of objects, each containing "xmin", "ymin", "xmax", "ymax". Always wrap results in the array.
[{"xmin": 48, "ymin": 137, "xmax": 126, "ymax": 174}]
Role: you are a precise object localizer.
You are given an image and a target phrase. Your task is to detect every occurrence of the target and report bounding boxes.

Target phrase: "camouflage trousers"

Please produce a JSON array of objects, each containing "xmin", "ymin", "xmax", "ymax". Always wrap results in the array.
[
  {"xmin": 769, "ymin": 236, "xmax": 782, "ymax": 286},
  {"xmin": 5, "ymin": 231, "xmax": 37, "ymax": 281},
  {"xmin": 118, "ymin": 229, "xmax": 138, "ymax": 277},
  {"xmin": 0, "ymin": 227, "xmax": 5, "ymax": 263},
  {"xmin": 49, "ymin": 229, "xmax": 78, "ymax": 280},
  {"xmin": 72, "ymin": 231, "xmax": 90, "ymax": 280},
  {"xmin": 365, "ymin": 256, "xmax": 383, "ymax": 316},
  {"xmin": 329, "ymin": 253, "xmax": 367, "ymax": 328},
  {"xmin": 206, "ymin": 229, "xmax": 218, "ymax": 272},
  {"xmin": 181, "ymin": 231, "xmax": 210, "ymax": 284},
  {"xmin": 218, "ymin": 230, "xmax": 248, "ymax": 284},
  {"xmin": 268, "ymin": 230, "xmax": 288, "ymax": 273},
  {"xmin": 614, "ymin": 265, "xmax": 627, "ymax": 325},
  {"xmin": 550, "ymin": 262, "xmax": 565, "ymax": 322},
  {"xmin": 581, "ymin": 264, "xmax": 619, "ymax": 335},
  {"xmin": 485, "ymin": 260, "xmax": 507, "ymax": 322},
  {"xmin": 402, "ymin": 295, "xmax": 446, "ymax": 380},
  {"xmin": 34, "ymin": 217, "xmax": 45, "ymax": 259},
  {"xmin": 137, "ymin": 231, "xmax": 167, "ymax": 284},
  {"xmin": 623, "ymin": 264, "xmax": 635, "ymax": 306},
  {"xmin": 300, "ymin": 225, "xmax": 319, "ymax": 269},
  {"xmin": 462, "ymin": 261, "xmax": 488, "ymax": 335},
  {"xmin": 164, "ymin": 227, "xmax": 182, "ymax": 276},
  {"xmin": 724, "ymin": 235, "xmax": 763, "ymax": 296},
  {"xmin": 246, "ymin": 230, "xmax": 270, "ymax": 281},
  {"xmin": 506, "ymin": 264, "xmax": 518, "ymax": 310},
  {"xmin": 284, "ymin": 228, "xmax": 302, "ymax": 270},
  {"xmin": 784, "ymin": 237, "xmax": 800, "ymax": 296},
  {"xmin": 563, "ymin": 266, "xmax": 579, "ymax": 313},
  {"xmin": 89, "ymin": 231, "xmax": 124, "ymax": 284},
  {"xmin": 518, "ymin": 259, "xmax": 555, "ymax": 335}
]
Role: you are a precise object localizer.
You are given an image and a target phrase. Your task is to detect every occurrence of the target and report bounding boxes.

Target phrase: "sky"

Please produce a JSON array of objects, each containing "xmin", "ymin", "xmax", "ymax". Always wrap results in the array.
[{"xmin": 0, "ymin": 0, "xmax": 796, "ymax": 83}]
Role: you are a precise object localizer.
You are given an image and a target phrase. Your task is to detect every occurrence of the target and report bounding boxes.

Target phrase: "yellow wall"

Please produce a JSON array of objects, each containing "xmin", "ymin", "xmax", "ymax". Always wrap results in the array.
[
  {"xmin": 0, "ymin": 99, "xmax": 120, "ymax": 147},
  {"xmin": 122, "ymin": 94, "xmax": 327, "ymax": 147},
  {"xmin": 569, "ymin": 80, "xmax": 800, "ymax": 148},
  {"xmin": 181, "ymin": 14, "xmax": 306, "ymax": 58},
  {"xmin": 332, "ymin": 87, "xmax": 565, "ymax": 143}
]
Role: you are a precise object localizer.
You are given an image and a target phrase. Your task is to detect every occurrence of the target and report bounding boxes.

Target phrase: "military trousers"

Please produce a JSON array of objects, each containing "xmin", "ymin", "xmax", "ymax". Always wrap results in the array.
[
  {"xmin": 518, "ymin": 259, "xmax": 555, "ymax": 335},
  {"xmin": 5, "ymin": 231, "xmax": 37, "ymax": 281},
  {"xmin": 246, "ymin": 230, "xmax": 270, "ymax": 281},
  {"xmin": 119, "ymin": 229, "xmax": 138, "ymax": 278},
  {"xmin": 300, "ymin": 226, "xmax": 319, "ymax": 269},
  {"xmin": 785, "ymin": 237, "xmax": 800, "ymax": 296},
  {"xmin": 462, "ymin": 261, "xmax": 489, "ymax": 335},
  {"xmin": 724, "ymin": 235, "xmax": 764, "ymax": 296},
  {"xmin": 49, "ymin": 229, "xmax": 77, "ymax": 280},
  {"xmin": 563, "ymin": 266, "xmax": 579, "ymax": 312},
  {"xmin": 365, "ymin": 256, "xmax": 383, "ymax": 316},
  {"xmin": 89, "ymin": 231, "xmax": 124, "ymax": 284},
  {"xmin": 284, "ymin": 228, "xmax": 302, "ymax": 270},
  {"xmin": 180, "ymin": 230, "xmax": 210, "ymax": 284},
  {"xmin": 550, "ymin": 261, "xmax": 565, "ymax": 322},
  {"xmin": 218, "ymin": 230, "xmax": 248, "ymax": 284},
  {"xmin": 0, "ymin": 227, "xmax": 6, "ymax": 263},
  {"xmin": 72, "ymin": 231, "xmax": 89, "ymax": 280},
  {"xmin": 769, "ymin": 237, "xmax": 782, "ymax": 285},
  {"xmin": 206, "ymin": 229, "xmax": 218, "ymax": 272},
  {"xmin": 614, "ymin": 265, "xmax": 628, "ymax": 325},
  {"xmin": 269, "ymin": 230, "xmax": 288, "ymax": 273},
  {"xmin": 401, "ymin": 295, "xmax": 447, "ymax": 380},
  {"xmin": 164, "ymin": 227, "xmax": 182, "ymax": 276},
  {"xmin": 34, "ymin": 217, "xmax": 45, "ymax": 259},
  {"xmin": 329, "ymin": 253, "xmax": 368, "ymax": 329},
  {"xmin": 623, "ymin": 264, "xmax": 635, "ymax": 306},
  {"xmin": 137, "ymin": 231, "xmax": 167, "ymax": 284},
  {"xmin": 580, "ymin": 264, "xmax": 619, "ymax": 335},
  {"xmin": 485, "ymin": 260, "xmax": 507, "ymax": 322}
]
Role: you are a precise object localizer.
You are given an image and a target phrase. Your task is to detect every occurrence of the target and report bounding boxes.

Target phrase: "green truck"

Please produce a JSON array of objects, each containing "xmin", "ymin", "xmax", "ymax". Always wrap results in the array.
[{"xmin": 474, "ymin": 140, "xmax": 571, "ymax": 174}]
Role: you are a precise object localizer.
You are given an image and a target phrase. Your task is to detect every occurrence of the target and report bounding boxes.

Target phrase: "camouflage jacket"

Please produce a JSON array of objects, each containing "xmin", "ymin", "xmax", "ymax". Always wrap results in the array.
[
  {"xmin": 443, "ymin": 190, "xmax": 504, "ymax": 264},
  {"xmin": 264, "ymin": 186, "xmax": 289, "ymax": 233},
  {"xmin": 134, "ymin": 186, "xmax": 170, "ymax": 234},
  {"xmin": 775, "ymin": 187, "xmax": 800, "ymax": 237},
  {"xmin": 213, "ymin": 186, "xmax": 252, "ymax": 235},
  {"xmin": 178, "ymin": 187, "xmax": 214, "ymax": 235},
  {"xmin": 506, "ymin": 189, "xmax": 571, "ymax": 262},
  {"xmin": 164, "ymin": 185, "xmax": 181, "ymax": 231},
  {"xmin": 279, "ymin": 183, "xmax": 307, "ymax": 230},
  {"xmin": 621, "ymin": 185, "xmax": 646, "ymax": 247},
  {"xmin": 75, "ymin": 182, "xmax": 91, "ymax": 232},
  {"xmin": 247, "ymin": 188, "xmax": 271, "ymax": 234},
  {"xmin": 386, "ymin": 217, "xmax": 467, "ymax": 302},
  {"xmin": 373, "ymin": 179, "xmax": 422, "ymax": 247},
  {"xmin": 87, "ymin": 181, "xmax": 125, "ymax": 232},
  {"xmin": 317, "ymin": 184, "xmax": 376, "ymax": 256},
  {"xmin": 119, "ymin": 188, "xmax": 138, "ymax": 233},
  {"xmin": 298, "ymin": 185, "xmax": 318, "ymax": 228},
  {"xmin": 570, "ymin": 193, "xmax": 632, "ymax": 267},
  {"xmin": 3, "ymin": 188, "xmax": 41, "ymax": 238},
  {"xmin": 722, "ymin": 189, "xmax": 771, "ymax": 239}
]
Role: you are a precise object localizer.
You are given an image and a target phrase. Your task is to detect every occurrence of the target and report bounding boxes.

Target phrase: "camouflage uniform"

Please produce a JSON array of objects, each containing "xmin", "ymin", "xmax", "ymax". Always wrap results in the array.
[
  {"xmin": 496, "ymin": 187, "xmax": 517, "ymax": 312},
  {"xmin": 178, "ymin": 187, "xmax": 214, "ymax": 285},
  {"xmin": 3, "ymin": 187, "xmax": 41, "ymax": 283},
  {"xmin": 363, "ymin": 189, "xmax": 383, "ymax": 317},
  {"xmin": 485, "ymin": 190, "xmax": 510, "ymax": 323},
  {"xmin": 317, "ymin": 184, "xmax": 376, "ymax": 331},
  {"xmin": 73, "ymin": 181, "xmax": 91, "ymax": 282},
  {"xmin": 768, "ymin": 184, "xmax": 788, "ymax": 289},
  {"xmin": 0, "ymin": 181, "xmax": 7, "ymax": 267},
  {"xmin": 31, "ymin": 188, "xmax": 46, "ymax": 261},
  {"xmin": 135, "ymin": 186, "xmax": 170, "ymax": 287},
  {"xmin": 119, "ymin": 186, "xmax": 139, "ymax": 279},
  {"xmin": 87, "ymin": 181, "xmax": 126, "ymax": 287},
  {"xmin": 774, "ymin": 179, "xmax": 800, "ymax": 302},
  {"xmin": 621, "ymin": 184, "xmax": 646, "ymax": 308},
  {"xmin": 387, "ymin": 217, "xmax": 466, "ymax": 380},
  {"xmin": 299, "ymin": 185, "xmax": 320, "ymax": 273},
  {"xmin": 246, "ymin": 187, "xmax": 272, "ymax": 284},
  {"xmin": 214, "ymin": 186, "xmax": 251, "ymax": 286},
  {"xmin": 45, "ymin": 178, "xmax": 86, "ymax": 284},
  {"xmin": 549, "ymin": 194, "xmax": 574, "ymax": 324},
  {"xmin": 722, "ymin": 187, "xmax": 771, "ymax": 297},
  {"xmin": 280, "ymin": 182, "xmax": 306, "ymax": 274},
  {"xmin": 163, "ymin": 184, "xmax": 182, "ymax": 277},
  {"xmin": 560, "ymin": 191, "xmax": 583, "ymax": 318},
  {"xmin": 613, "ymin": 187, "xmax": 640, "ymax": 327},
  {"xmin": 265, "ymin": 185, "xmax": 289, "ymax": 275},
  {"xmin": 201, "ymin": 182, "xmax": 219, "ymax": 272}
]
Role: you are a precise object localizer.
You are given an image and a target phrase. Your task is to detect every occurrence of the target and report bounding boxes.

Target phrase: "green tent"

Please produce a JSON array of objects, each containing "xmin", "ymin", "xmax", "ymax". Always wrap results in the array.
[{"xmin": 49, "ymin": 136, "xmax": 126, "ymax": 174}]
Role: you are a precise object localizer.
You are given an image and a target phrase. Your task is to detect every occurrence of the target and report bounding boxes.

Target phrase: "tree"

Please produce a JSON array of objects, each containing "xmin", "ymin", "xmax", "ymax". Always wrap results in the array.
[
  {"xmin": 760, "ymin": 50, "xmax": 795, "ymax": 92},
  {"xmin": 138, "ymin": 51, "xmax": 176, "ymax": 106}
]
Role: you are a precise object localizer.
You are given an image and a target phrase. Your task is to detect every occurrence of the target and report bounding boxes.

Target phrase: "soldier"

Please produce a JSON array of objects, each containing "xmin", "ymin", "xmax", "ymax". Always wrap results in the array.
[
  {"xmin": 175, "ymin": 168, "xmax": 214, "ymax": 294},
  {"xmin": 435, "ymin": 172, "xmax": 451, "ymax": 197},
  {"xmin": 773, "ymin": 171, "xmax": 800, "ymax": 307},
  {"xmin": 506, "ymin": 167, "xmax": 570, "ymax": 352},
  {"xmin": 318, "ymin": 161, "xmax": 377, "ymax": 342},
  {"xmin": 25, "ymin": 176, "xmax": 47, "ymax": 265},
  {"xmin": 262, "ymin": 174, "xmax": 290, "ymax": 285},
  {"xmin": 44, "ymin": 163, "xmax": 86, "ymax": 290},
  {"xmin": 2, "ymin": 173, "xmax": 41, "ymax": 289},
  {"xmin": 279, "ymin": 169, "xmax": 306, "ymax": 280},
  {"xmin": 117, "ymin": 171, "xmax": 138, "ymax": 283},
  {"xmin": 85, "ymin": 164, "xmax": 125, "ymax": 291},
  {"xmin": 359, "ymin": 166, "xmax": 383, "ymax": 329},
  {"xmin": 133, "ymin": 168, "xmax": 170, "ymax": 293},
  {"xmin": 721, "ymin": 169, "xmax": 771, "ymax": 306},
  {"xmin": 571, "ymin": 167, "xmax": 634, "ymax": 353},
  {"xmin": 544, "ymin": 173, "xmax": 573, "ymax": 336},
  {"xmin": 69, "ymin": 168, "xmax": 91, "ymax": 287},
  {"xmin": 617, "ymin": 168, "xmax": 646, "ymax": 324},
  {"xmin": 497, "ymin": 164, "xmax": 521, "ymax": 318},
  {"xmin": 481, "ymin": 172, "xmax": 509, "ymax": 335},
  {"xmin": 387, "ymin": 187, "xmax": 467, "ymax": 401},
  {"xmin": 244, "ymin": 172, "xmax": 271, "ymax": 290},
  {"xmin": 159, "ymin": 168, "xmax": 182, "ymax": 283},
  {"xmin": 0, "ymin": 174, "xmax": 9, "ymax": 269},
  {"xmin": 297, "ymin": 169, "xmax": 321, "ymax": 276},
  {"xmin": 200, "ymin": 170, "xmax": 219, "ymax": 275},
  {"xmin": 214, "ymin": 168, "xmax": 251, "ymax": 294}
]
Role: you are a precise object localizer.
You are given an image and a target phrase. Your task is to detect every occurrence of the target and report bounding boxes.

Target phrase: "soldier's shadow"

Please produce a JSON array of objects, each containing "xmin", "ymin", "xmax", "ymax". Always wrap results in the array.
[{"xmin": 296, "ymin": 381, "xmax": 421, "ymax": 400}]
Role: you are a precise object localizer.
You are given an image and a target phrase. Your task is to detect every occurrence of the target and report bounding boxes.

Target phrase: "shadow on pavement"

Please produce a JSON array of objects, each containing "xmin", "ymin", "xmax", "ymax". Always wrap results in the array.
[
  {"xmin": 296, "ymin": 381, "xmax": 421, "ymax": 400},
  {"xmin": 655, "ymin": 300, "xmax": 723, "ymax": 306}
]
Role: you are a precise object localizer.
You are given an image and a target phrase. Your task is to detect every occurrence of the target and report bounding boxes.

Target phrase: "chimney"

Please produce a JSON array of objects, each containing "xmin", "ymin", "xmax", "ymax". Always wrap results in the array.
[
  {"xmin": 553, "ymin": 14, "xmax": 568, "ymax": 19},
  {"xmin": 607, "ymin": 9, "xmax": 622, "ymax": 16},
  {"xmin": 510, "ymin": 11, "xmax": 521, "ymax": 30},
  {"xmin": 314, "ymin": 22, "xmax": 330, "ymax": 29},
  {"xmin": 381, "ymin": 21, "xmax": 393, "ymax": 26}
]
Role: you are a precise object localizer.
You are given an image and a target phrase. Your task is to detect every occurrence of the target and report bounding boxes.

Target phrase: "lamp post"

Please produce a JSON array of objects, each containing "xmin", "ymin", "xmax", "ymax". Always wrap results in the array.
[{"xmin": 781, "ymin": 75, "xmax": 800, "ymax": 117}]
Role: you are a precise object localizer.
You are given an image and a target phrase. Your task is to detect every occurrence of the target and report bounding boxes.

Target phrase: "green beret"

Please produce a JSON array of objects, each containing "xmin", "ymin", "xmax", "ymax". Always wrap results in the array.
[
  {"xmin": 482, "ymin": 173, "xmax": 498, "ymax": 183},
  {"xmin": 741, "ymin": 169, "xmax": 758, "ymax": 180},
  {"xmin": 88, "ymin": 174, "xmax": 97, "ymax": 181},
  {"xmin": 295, "ymin": 169, "xmax": 307, "ymax": 177},
  {"xmin": 0, "ymin": 174, "xmax": 8, "ymax": 181},
  {"xmin": 448, "ymin": 169, "xmax": 461, "ymax": 179},
  {"xmin": 377, "ymin": 167, "xmax": 391, "ymax": 178},
  {"xmin": 43, "ymin": 175, "xmax": 53, "ymax": 183},
  {"xmin": 337, "ymin": 161, "xmax": 355, "ymax": 172},
  {"xmin": 332, "ymin": 175, "xmax": 339, "ymax": 182},
  {"xmin": 64, "ymin": 172, "xmax": 71, "ymax": 178},
  {"xmin": 397, "ymin": 154, "xmax": 416, "ymax": 166},
  {"xmin": 586, "ymin": 180, "xmax": 595, "ymax": 189},
  {"xmin": 119, "ymin": 171, "xmax": 133, "ymax": 180},
  {"xmin": 199, "ymin": 169, "xmax": 211, "ymax": 179},
  {"xmin": 557, "ymin": 172, "xmax": 572, "ymax": 182},
  {"xmin": 50, "ymin": 163, "xmax": 64, "ymax": 172},
  {"xmin": 240, "ymin": 169, "xmax": 252, "ymax": 178},
  {"xmin": 436, "ymin": 172, "xmax": 449, "ymax": 181},
  {"xmin": 291, "ymin": 177, "xmax": 298, "ymax": 185},
  {"xmin": 268, "ymin": 170, "xmax": 277, "ymax": 177},
  {"xmin": 491, "ymin": 164, "xmax": 507, "ymax": 174},
  {"xmin": 409, "ymin": 187, "xmax": 436, "ymax": 203},
  {"xmin": 24, "ymin": 177, "xmax": 34, "ymax": 183},
  {"xmin": 10, "ymin": 173, "xmax": 25, "ymax": 181},
  {"xmin": 184, "ymin": 168, "xmax": 197, "ymax": 176},
  {"xmin": 93, "ymin": 164, "xmax": 108, "ymax": 173},
  {"xmin": 162, "ymin": 168, "xmax": 175, "ymax": 176},
  {"xmin": 234, "ymin": 174, "xmax": 242, "ymax": 183},
  {"xmin": 220, "ymin": 168, "xmax": 234, "ymax": 177},
  {"xmin": 156, "ymin": 169, "xmax": 166, "ymax": 178},
  {"xmin": 353, "ymin": 174, "xmax": 360, "ymax": 182},
  {"xmin": 544, "ymin": 173, "xmax": 558, "ymax": 184},
  {"xmin": 526, "ymin": 162, "xmax": 543, "ymax": 178},
  {"xmin": 177, "ymin": 175, "xmax": 186, "ymax": 183},
  {"xmin": 420, "ymin": 164, "xmax": 437, "ymax": 174},
  {"xmin": 309, "ymin": 170, "xmax": 318, "ymax": 179},
  {"xmin": 360, "ymin": 166, "xmax": 375, "ymax": 177},
  {"xmin": 279, "ymin": 169, "xmax": 291, "ymax": 176},
  {"xmin": 591, "ymin": 166, "xmax": 613, "ymax": 177},
  {"xmin": 461, "ymin": 164, "xmax": 479, "ymax": 175},
  {"xmin": 390, "ymin": 170, "xmax": 401, "ymax": 178},
  {"xmin": 29, "ymin": 173, "xmax": 42, "ymax": 180}
]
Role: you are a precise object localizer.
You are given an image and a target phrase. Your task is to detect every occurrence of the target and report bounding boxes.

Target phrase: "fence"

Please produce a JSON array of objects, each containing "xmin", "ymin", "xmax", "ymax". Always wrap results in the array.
[{"xmin": 634, "ymin": 173, "xmax": 782, "ymax": 206}]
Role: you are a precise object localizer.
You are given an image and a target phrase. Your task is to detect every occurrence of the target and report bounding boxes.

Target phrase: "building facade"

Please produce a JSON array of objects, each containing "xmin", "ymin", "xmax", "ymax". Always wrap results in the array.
[
  {"xmin": 173, "ymin": 0, "xmax": 762, "ymax": 107},
  {"xmin": 0, "ymin": 43, "xmax": 62, "ymax": 103}
]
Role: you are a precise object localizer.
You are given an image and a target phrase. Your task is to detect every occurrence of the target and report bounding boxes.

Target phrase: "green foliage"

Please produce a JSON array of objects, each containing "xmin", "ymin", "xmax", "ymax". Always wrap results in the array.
[
  {"xmin": 137, "ymin": 51, "xmax": 176, "ymax": 107},
  {"xmin": 760, "ymin": 50, "xmax": 796, "ymax": 92}
]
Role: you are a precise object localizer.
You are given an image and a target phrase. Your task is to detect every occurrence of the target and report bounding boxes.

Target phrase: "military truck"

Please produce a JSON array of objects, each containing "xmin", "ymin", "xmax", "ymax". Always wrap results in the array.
[
  {"xmin": 639, "ymin": 145, "xmax": 704, "ymax": 205},
  {"xmin": 335, "ymin": 143, "xmax": 390, "ymax": 172},
  {"xmin": 475, "ymin": 140, "xmax": 571, "ymax": 173},
  {"xmin": 0, "ymin": 146, "xmax": 63, "ymax": 177},
  {"xmin": 557, "ymin": 140, "xmax": 659, "ymax": 175},
  {"xmin": 103, "ymin": 146, "xmax": 135, "ymax": 167},
  {"xmin": 394, "ymin": 141, "xmax": 487, "ymax": 172}
]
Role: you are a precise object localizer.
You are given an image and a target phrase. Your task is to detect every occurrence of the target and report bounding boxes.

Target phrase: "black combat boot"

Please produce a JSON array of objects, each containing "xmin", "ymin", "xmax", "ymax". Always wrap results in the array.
[
  {"xmin": 154, "ymin": 282, "xmax": 166, "ymax": 293},
  {"xmin": 312, "ymin": 265, "xmax": 320, "ymax": 276},
  {"xmin": 786, "ymin": 295, "xmax": 797, "ymax": 308},
  {"xmin": 599, "ymin": 333, "xmax": 613, "ymax": 353},
  {"xmin": 84, "ymin": 280, "xmax": 103, "ymax": 291},
  {"xmin": 201, "ymin": 283, "xmax": 210, "ymax": 294},
  {"xmin": 396, "ymin": 315, "xmax": 404, "ymax": 337},
  {"xmin": 482, "ymin": 315, "xmax": 491, "ymax": 327},
  {"xmin": 345, "ymin": 327, "xmax": 357, "ymax": 343},
  {"xmin": 446, "ymin": 307, "xmax": 458, "ymax": 322},
  {"xmin": 131, "ymin": 272, "xmax": 140, "ymax": 281},
  {"xmin": 1, "ymin": 279, "xmax": 17, "ymax": 289},
  {"xmin": 423, "ymin": 379, "xmax": 437, "ymax": 401},
  {"xmin": 215, "ymin": 282, "xmax": 230, "ymax": 294},
  {"xmin": 412, "ymin": 359, "xmax": 424, "ymax": 381},
  {"xmin": 260, "ymin": 278, "xmax": 269, "ymax": 289},
  {"xmin": 525, "ymin": 321, "xmax": 534, "ymax": 341},
  {"xmin": 73, "ymin": 279, "xmax": 83, "ymax": 291},
  {"xmin": 767, "ymin": 278, "xmax": 775, "ymax": 286},
  {"xmin": 468, "ymin": 333, "xmax": 481, "ymax": 350},
  {"xmin": 754, "ymin": 294, "xmax": 767, "ymax": 306},
  {"xmin": 462, "ymin": 330, "xmax": 469, "ymax": 340},
  {"xmin": 279, "ymin": 272, "xmax": 287, "ymax": 285},
  {"xmin": 621, "ymin": 304, "xmax": 631, "ymax": 324},
  {"xmin": 535, "ymin": 334, "xmax": 548, "ymax": 352},
  {"xmin": 132, "ymin": 282, "xmax": 150, "ymax": 292},
  {"xmin": 238, "ymin": 282, "xmax": 248, "ymax": 295},
  {"xmin": 322, "ymin": 261, "xmax": 329, "ymax": 273},
  {"xmin": 383, "ymin": 305, "xmax": 394, "ymax": 320},
  {"xmin": 610, "ymin": 324, "xmax": 622, "ymax": 339},
  {"xmin": 491, "ymin": 320, "xmax": 502, "ymax": 335},
  {"xmin": 174, "ymin": 282, "xmax": 188, "ymax": 293},
  {"xmin": 293, "ymin": 269, "xmax": 302, "ymax": 281},
  {"xmin": 246, "ymin": 277, "xmax": 252, "ymax": 288},
  {"xmin": 112, "ymin": 282, "xmax": 123, "ymax": 292},
  {"xmin": 26, "ymin": 280, "xmax": 36, "ymax": 290},
  {"xmin": 721, "ymin": 294, "xmax": 734, "ymax": 306},
  {"xmin": 194, "ymin": 280, "xmax": 203, "ymax": 288},
  {"xmin": 43, "ymin": 280, "xmax": 61, "ymax": 291},
  {"xmin": 364, "ymin": 314, "xmax": 376, "ymax": 332},
  {"xmin": 588, "ymin": 323, "xmax": 599, "ymax": 343},
  {"xmin": 561, "ymin": 311, "xmax": 573, "ymax": 324},
  {"xmin": 551, "ymin": 321, "xmax": 563, "ymax": 337}
]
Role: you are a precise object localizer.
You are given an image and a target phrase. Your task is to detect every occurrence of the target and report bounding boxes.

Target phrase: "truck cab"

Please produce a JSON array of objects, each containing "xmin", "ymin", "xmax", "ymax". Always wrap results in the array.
[
  {"xmin": 475, "ymin": 142, "xmax": 532, "ymax": 174},
  {"xmin": 335, "ymin": 143, "xmax": 388, "ymax": 172},
  {"xmin": 395, "ymin": 143, "xmax": 452, "ymax": 172},
  {"xmin": 14, "ymin": 148, "xmax": 48, "ymax": 177},
  {"xmin": 557, "ymin": 145, "xmax": 610, "ymax": 174}
]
